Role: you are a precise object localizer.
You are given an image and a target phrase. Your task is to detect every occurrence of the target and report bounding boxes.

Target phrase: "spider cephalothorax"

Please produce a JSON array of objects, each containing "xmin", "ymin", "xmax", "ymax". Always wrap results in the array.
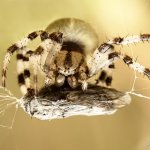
[{"xmin": 2, "ymin": 18, "xmax": 150, "ymax": 95}]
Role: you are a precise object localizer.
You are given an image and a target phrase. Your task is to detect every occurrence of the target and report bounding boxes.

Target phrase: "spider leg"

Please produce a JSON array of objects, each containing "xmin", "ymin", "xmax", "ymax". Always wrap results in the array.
[
  {"xmin": 106, "ymin": 63, "xmax": 115, "ymax": 86},
  {"xmin": 27, "ymin": 50, "xmax": 39, "ymax": 95},
  {"xmin": 88, "ymin": 43, "xmax": 150, "ymax": 79},
  {"xmin": 112, "ymin": 53, "xmax": 150, "ymax": 79},
  {"xmin": 16, "ymin": 47, "xmax": 41, "ymax": 95},
  {"xmin": 90, "ymin": 34, "xmax": 150, "ymax": 79},
  {"xmin": 24, "ymin": 40, "xmax": 60, "ymax": 94},
  {"xmin": 16, "ymin": 48, "xmax": 33, "ymax": 94},
  {"xmin": 16, "ymin": 50, "xmax": 28, "ymax": 94},
  {"xmin": 42, "ymin": 32, "xmax": 63, "ymax": 73},
  {"xmin": 121, "ymin": 54, "xmax": 150, "ymax": 78},
  {"xmin": 77, "ymin": 58, "xmax": 88, "ymax": 90},
  {"xmin": 16, "ymin": 45, "xmax": 52, "ymax": 95},
  {"xmin": 87, "ymin": 43, "xmax": 115, "ymax": 76},
  {"xmin": 32, "ymin": 60, "xmax": 38, "ymax": 95},
  {"xmin": 2, "ymin": 30, "xmax": 49, "ymax": 88},
  {"xmin": 96, "ymin": 63, "xmax": 115, "ymax": 86},
  {"xmin": 108, "ymin": 52, "xmax": 150, "ymax": 79},
  {"xmin": 87, "ymin": 43, "xmax": 150, "ymax": 78},
  {"xmin": 33, "ymin": 32, "xmax": 63, "ymax": 87},
  {"xmin": 107, "ymin": 34, "xmax": 150, "ymax": 45}
]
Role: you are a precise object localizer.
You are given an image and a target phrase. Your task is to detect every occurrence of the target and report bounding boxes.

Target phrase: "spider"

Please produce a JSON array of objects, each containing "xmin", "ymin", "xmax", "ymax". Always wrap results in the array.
[{"xmin": 1, "ymin": 18, "xmax": 150, "ymax": 95}]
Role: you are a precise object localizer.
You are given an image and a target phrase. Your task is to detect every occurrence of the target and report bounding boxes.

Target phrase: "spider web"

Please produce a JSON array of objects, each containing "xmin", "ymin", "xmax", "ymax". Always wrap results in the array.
[
  {"xmin": 125, "ymin": 46, "xmax": 150, "ymax": 100},
  {"xmin": 123, "ymin": 45, "xmax": 150, "ymax": 150},
  {"xmin": 0, "ymin": 86, "xmax": 18, "ymax": 129}
]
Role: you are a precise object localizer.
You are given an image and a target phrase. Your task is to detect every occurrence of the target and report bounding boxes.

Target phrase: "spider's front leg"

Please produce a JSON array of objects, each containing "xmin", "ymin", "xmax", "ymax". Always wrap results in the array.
[
  {"xmin": 2, "ymin": 29, "xmax": 63, "ymax": 96},
  {"xmin": 42, "ymin": 32, "xmax": 63, "ymax": 72},
  {"xmin": 2, "ymin": 30, "xmax": 49, "ymax": 88},
  {"xmin": 87, "ymin": 43, "xmax": 116, "ymax": 77},
  {"xmin": 32, "ymin": 32, "xmax": 63, "ymax": 88},
  {"xmin": 107, "ymin": 34, "xmax": 150, "ymax": 45},
  {"xmin": 87, "ymin": 43, "xmax": 150, "ymax": 80},
  {"xmin": 21, "ymin": 31, "xmax": 63, "ymax": 95}
]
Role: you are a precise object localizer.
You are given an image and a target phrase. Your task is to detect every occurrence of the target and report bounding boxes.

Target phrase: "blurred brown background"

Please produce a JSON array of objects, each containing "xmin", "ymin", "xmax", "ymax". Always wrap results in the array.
[{"xmin": 0, "ymin": 0, "xmax": 150, "ymax": 150}]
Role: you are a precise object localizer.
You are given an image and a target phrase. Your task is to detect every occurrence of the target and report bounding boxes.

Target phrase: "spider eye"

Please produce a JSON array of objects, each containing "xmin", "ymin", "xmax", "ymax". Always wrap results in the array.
[{"xmin": 49, "ymin": 32, "xmax": 63, "ymax": 43}]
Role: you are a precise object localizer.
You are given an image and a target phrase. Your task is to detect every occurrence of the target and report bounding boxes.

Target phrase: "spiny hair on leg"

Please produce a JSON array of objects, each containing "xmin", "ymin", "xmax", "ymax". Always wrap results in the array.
[
  {"xmin": 107, "ymin": 34, "xmax": 150, "ymax": 45},
  {"xmin": 122, "ymin": 55, "xmax": 150, "ymax": 78}
]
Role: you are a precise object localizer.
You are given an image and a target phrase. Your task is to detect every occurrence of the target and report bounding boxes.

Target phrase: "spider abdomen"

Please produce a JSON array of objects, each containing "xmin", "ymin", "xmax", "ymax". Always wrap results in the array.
[{"xmin": 46, "ymin": 18, "xmax": 99, "ymax": 54}]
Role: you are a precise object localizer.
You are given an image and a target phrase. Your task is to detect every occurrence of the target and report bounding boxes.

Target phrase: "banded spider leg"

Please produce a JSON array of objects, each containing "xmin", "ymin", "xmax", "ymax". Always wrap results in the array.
[
  {"xmin": 2, "ymin": 31, "xmax": 63, "ymax": 95},
  {"xmin": 88, "ymin": 34, "xmax": 150, "ymax": 80}
]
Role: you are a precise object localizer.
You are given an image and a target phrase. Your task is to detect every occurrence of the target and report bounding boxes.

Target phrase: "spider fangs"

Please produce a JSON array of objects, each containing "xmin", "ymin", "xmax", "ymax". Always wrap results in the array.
[{"xmin": 1, "ymin": 18, "xmax": 150, "ymax": 95}]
